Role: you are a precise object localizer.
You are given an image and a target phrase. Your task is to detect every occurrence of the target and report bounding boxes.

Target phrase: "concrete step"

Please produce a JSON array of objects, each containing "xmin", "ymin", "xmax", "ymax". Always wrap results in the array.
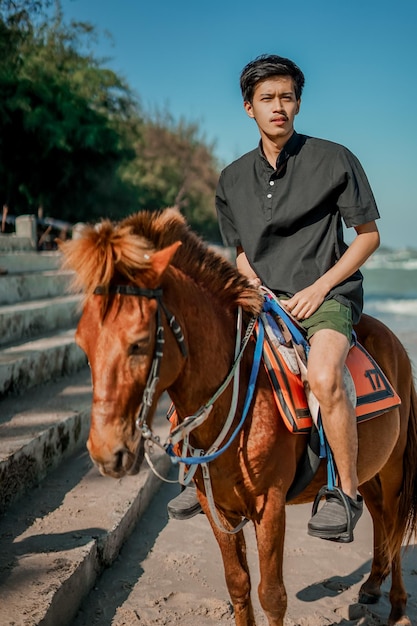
[
  {"xmin": 0, "ymin": 251, "xmax": 61, "ymax": 274},
  {"xmin": 0, "ymin": 367, "xmax": 92, "ymax": 514},
  {"xmin": 0, "ymin": 294, "xmax": 82, "ymax": 347},
  {"xmin": 0, "ymin": 396, "xmax": 172, "ymax": 626},
  {"xmin": 0, "ymin": 328, "xmax": 87, "ymax": 399},
  {"xmin": 0, "ymin": 234, "xmax": 35, "ymax": 252},
  {"xmin": 0, "ymin": 270, "xmax": 74, "ymax": 306}
]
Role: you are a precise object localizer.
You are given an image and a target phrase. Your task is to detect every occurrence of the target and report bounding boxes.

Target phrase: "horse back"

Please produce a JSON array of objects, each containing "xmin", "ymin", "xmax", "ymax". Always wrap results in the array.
[{"xmin": 354, "ymin": 313, "xmax": 413, "ymax": 386}]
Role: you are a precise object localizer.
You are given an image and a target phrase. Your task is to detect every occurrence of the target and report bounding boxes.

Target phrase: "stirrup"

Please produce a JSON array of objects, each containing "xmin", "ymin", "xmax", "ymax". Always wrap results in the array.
[{"xmin": 310, "ymin": 485, "xmax": 355, "ymax": 543}]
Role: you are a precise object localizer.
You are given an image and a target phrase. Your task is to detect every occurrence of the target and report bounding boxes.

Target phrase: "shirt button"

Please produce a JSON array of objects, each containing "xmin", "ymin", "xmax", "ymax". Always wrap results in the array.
[
  {"xmin": 267, "ymin": 193, "xmax": 272, "ymax": 198},
  {"xmin": 269, "ymin": 181, "xmax": 275, "ymax": 186}
]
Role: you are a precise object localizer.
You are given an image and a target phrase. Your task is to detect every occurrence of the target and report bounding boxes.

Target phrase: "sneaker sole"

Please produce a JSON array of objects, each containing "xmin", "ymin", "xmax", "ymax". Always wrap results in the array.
[{"xmin": 307, "ymin": 526, "xmax": 354, "ymax": 543}]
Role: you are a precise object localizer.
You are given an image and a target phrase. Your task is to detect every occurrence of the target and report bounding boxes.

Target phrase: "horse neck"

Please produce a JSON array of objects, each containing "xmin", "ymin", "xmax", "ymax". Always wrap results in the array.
[{"xmin": 164, "ymin": 274, "xmax": 241, "ymax": 423}]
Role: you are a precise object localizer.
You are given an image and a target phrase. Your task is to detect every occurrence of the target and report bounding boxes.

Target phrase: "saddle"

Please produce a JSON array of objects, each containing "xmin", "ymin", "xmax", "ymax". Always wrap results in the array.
[{"xmin": 259, "ymin": 290, "xmax": 401, "ymax": 435}]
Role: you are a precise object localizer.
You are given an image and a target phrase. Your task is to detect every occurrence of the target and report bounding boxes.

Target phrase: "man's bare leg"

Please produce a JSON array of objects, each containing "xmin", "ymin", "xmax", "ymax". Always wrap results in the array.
[
  {"xmin": 306, "ymin": 328, "xmax": 363, "ymax": 541},
  {"xmin": 307, "ymin": 328, "xmax": 358, "ymax": 498}
]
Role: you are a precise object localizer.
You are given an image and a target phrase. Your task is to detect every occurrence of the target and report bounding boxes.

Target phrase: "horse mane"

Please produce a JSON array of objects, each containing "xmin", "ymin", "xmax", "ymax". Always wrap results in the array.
[{"xmin": 60, "ymin": 208, "xmax": 263, "ymax": 315}]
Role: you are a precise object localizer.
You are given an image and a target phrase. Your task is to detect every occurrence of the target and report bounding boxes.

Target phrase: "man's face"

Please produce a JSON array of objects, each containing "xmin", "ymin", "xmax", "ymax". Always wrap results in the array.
[{"xmin": 244, "ymin": 75, "xmax": 300, "ymax": 145}]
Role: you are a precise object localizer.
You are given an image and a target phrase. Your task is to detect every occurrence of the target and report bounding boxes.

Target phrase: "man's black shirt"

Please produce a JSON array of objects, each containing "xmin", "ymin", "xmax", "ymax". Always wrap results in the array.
[{"xmin": 215, "ymin": 131, "xmax": 380, "ymax": 324}]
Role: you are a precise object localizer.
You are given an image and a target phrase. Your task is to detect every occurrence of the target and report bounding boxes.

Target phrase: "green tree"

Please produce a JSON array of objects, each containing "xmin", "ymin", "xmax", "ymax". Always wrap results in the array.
[
  {"xmin": 128, "ymin": 110, "xmax": 221, "ymax": 239},
  {"xmin": 0, "ymin": 6, "xmax": 141, "ymax": 220}
]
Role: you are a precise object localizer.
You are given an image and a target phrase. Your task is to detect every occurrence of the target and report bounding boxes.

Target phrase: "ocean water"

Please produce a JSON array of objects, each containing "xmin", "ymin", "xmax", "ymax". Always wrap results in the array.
[{"xmin": 361, "ymin": 261, "xmax": 417, "ymax": 369}]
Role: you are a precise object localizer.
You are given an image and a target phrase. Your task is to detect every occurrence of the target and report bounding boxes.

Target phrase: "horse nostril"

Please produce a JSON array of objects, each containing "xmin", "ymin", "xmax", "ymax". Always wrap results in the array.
[
  {"xmin": 113, "ymin": 449, "xmax": 125, "ymax": 472},
  {"xmin": 113, "ymin": 447, "xmax": 133, "ymax": 473}
]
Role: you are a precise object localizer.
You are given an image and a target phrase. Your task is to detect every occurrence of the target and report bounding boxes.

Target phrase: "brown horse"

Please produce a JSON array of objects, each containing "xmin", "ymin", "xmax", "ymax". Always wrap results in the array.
[{"xmin": 60, "ymin": 208, "xmax": 417, "ymax": 626}]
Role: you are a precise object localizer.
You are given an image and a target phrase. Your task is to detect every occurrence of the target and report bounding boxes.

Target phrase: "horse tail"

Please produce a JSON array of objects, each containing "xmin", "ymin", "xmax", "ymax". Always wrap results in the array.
[{"xmin": 397, "ymin": 376, "xmax": 417, "ymax": 548}]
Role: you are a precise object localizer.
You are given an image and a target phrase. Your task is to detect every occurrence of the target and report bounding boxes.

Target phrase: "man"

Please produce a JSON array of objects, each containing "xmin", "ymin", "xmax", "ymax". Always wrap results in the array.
[{"xmin": 168, "ymin": 54, "xmax": 380, "ymax": 541}]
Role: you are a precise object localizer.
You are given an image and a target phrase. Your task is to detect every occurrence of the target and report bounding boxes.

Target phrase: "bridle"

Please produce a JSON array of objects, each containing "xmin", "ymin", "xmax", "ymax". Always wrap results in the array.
[
  {"xmin": 93, "ymin": 284, "xmax": 187, "ymax": 430},
  {"xmin": 92, "ymin": 282, "xmax": 263, "ymax": 535}
]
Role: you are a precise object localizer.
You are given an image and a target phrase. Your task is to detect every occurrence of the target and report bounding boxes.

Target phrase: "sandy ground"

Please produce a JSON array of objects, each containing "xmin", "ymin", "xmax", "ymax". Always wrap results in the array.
[
  {"xmin": 69, "ymin": 329, "xmax": 417, "ymax": 626},
  {"xmin": 71, "ymin": 465, "xmax": 417, "ymax": 626}
]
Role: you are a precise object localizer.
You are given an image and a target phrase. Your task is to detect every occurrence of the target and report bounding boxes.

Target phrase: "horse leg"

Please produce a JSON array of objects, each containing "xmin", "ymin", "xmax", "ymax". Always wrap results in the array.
[
  {"xmin": 253, "ymin": 499, "xmax": 287, "ymax": 626},
  {"xmin": 380, "ymin": 465, "xmax": 410, "ymax": 626},
  {"xmin": 208, "ymin": 519, "xmax": 256, "ymax": 626},
  {"xmin": 388, "ymin": 555, "xmax": 410, "ymax": 626},
  {"xmin": 358, "ymin": 477, "xmax": 390, "ymax": 604},
  {"xmin": 360, "ymin": 472, "xmax": 410, "ymax": 625}
]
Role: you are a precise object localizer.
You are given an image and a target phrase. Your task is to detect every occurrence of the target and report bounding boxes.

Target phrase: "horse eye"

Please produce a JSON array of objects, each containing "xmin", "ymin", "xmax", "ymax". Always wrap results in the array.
[{"xmin": 129, "ymin": 339, "xmax": 150, "ymax": 356}]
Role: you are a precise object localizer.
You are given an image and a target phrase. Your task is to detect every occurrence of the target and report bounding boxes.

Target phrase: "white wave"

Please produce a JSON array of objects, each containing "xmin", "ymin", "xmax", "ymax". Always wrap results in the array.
[
  {"xmin": 365, "ymin": 259, "xmax": 417, "ymax": 270},
  {"xmin": 365, "ymin": 298, "xmax": 417, "ymax": 316}
]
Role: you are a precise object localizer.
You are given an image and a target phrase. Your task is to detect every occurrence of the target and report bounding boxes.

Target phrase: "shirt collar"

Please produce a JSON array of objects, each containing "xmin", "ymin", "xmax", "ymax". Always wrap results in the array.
[{"xmin": 258, "ymin": 131, "xmax": 302, "ymax": 169}]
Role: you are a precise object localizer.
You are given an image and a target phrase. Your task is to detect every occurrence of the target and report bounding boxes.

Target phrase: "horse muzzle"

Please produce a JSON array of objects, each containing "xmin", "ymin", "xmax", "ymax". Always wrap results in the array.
[{"xmin": 87, "ymin": 435, "xmax": 144, "ymax": 478}]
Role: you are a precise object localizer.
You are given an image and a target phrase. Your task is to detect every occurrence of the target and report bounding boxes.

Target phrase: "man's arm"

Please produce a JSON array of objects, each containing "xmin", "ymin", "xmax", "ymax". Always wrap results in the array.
[
  {"xmin": 281, "ymin": 221, "xmax": 380, "ymax": 320},
  {"xmin": 236, "ymin": 246, "xmax": 262, "ymax": 286}
]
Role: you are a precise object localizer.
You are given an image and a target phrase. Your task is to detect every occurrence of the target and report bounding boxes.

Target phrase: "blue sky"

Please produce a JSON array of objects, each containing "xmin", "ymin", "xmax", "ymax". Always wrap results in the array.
[{"xmin": 60, "ymin": 0, "xmax": 417, "ymax": 249}]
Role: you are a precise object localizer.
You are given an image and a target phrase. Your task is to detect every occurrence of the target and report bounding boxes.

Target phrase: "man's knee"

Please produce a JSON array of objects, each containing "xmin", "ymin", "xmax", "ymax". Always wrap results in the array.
[{"xmin": 308, "ymin": 366, "xmax": 345, "ymax": 405}]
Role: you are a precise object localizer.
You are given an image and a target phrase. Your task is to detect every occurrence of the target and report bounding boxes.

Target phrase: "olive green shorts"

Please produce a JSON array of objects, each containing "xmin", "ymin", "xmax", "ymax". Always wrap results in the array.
[{"xmin": 279, "ymin": 297, "xmax": 353, "ymax": 343}]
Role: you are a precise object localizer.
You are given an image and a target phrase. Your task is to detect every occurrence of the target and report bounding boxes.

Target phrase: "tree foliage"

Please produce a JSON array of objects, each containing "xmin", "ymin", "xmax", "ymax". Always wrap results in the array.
[
  {"xmin": 127, "ymin": 111, "xmax": 220, "ymax": 239},
  {"xmin": 0, "ymin": 0, "xmax": 221, "ymax": 239},
  {"xmin": 0, "ymin": 5, "xmax": 140, "ymax": 220}
]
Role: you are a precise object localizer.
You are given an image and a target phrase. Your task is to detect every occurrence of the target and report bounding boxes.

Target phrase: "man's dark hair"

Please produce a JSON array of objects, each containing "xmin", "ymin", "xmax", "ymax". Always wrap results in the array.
[{"xmin": 240, "ymin": 54, "xmax": 305, "ymax": 102}]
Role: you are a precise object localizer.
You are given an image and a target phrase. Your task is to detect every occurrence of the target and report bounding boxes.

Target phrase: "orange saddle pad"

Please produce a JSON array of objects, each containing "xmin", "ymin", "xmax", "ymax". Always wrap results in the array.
[{"xmin": 262, "ymin": 328, "xmax": 401, "ymax": 434}]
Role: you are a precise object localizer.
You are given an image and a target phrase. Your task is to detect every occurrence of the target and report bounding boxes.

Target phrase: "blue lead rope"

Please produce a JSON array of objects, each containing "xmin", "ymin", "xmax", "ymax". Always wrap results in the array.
[
  {"xmin": 262, "ymin": 295, "xmax": 308, "ymax": 349},
  {"xmin": 317, "ymin": 413, "xmax": 336, "ymax": 490},
  {"xmin": 165, "ymin": 318, "xmax": 265, "ymax": 465}
]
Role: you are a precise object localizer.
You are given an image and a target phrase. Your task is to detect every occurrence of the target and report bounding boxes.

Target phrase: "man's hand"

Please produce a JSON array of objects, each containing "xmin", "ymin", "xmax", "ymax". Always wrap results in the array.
[{"xmin": 280, "ymin": 284, "xmax": 327, "ymax": 320}]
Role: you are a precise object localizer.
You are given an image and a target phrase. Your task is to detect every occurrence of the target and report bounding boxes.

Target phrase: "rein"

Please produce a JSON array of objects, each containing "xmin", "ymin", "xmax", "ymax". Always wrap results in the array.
[{"xmin": 165, "ymin": 318, "xmax": 262, "ymax": 465}]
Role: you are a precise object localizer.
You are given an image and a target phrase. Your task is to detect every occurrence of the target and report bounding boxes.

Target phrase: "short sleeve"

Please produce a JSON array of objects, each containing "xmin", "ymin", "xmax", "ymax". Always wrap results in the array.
[
  {"xmin": 335, "ymin": 148, "xmax": 380, "ymax": 228},
  {"xmin": 215, "ymin": 171, "xmax": 241, "ymax": 247}
]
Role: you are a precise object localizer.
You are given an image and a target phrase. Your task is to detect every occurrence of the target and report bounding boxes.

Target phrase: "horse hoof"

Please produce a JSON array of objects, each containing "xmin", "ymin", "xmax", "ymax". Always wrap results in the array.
[
  {"xmin": 358, "ymin": 590, "xmax": 381, "ymax": 605},
  {"xmin": 388, "ymin": 618, "xmax": 411, "ymax": 626}
]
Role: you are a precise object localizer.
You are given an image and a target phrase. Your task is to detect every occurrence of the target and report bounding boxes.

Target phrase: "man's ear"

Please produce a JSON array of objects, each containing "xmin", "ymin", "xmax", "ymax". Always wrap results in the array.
[
  {"xmin": 296, "ymin": 98, "xmax": 301, "ymax": 115},
  {"xmin": 244, "ymin": 100, "xmax": 255, "ymax": 119}
]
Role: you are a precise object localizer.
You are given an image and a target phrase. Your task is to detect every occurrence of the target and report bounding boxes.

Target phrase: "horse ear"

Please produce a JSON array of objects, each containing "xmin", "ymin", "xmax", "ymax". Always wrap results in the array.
[{"xmin": 150, "ymin": 241, "xmax": 181, "ymax": 280}]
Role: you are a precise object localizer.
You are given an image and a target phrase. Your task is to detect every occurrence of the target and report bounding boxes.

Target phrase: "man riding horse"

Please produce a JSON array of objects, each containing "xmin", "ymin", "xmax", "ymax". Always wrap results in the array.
[{"xmin": 168, "ymin": 54, "xmax": 381, "ymax": 542}]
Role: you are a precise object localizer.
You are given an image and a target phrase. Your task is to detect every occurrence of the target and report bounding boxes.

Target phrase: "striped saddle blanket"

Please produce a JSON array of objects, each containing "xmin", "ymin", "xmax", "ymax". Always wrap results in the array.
[{"xmin": 259, "ymin": 303, "xmax": 401, "ymax": 434}]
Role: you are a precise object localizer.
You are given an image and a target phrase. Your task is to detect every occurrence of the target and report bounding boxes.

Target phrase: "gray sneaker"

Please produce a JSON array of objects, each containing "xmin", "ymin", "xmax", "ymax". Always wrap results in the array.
[
  {"xmin": 307, "ymin": 487, "xmax": 363, "ymax": 543},
  {"xmin": 167, "ymin": 483, "xmax": 203, "ymax": 520}
]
